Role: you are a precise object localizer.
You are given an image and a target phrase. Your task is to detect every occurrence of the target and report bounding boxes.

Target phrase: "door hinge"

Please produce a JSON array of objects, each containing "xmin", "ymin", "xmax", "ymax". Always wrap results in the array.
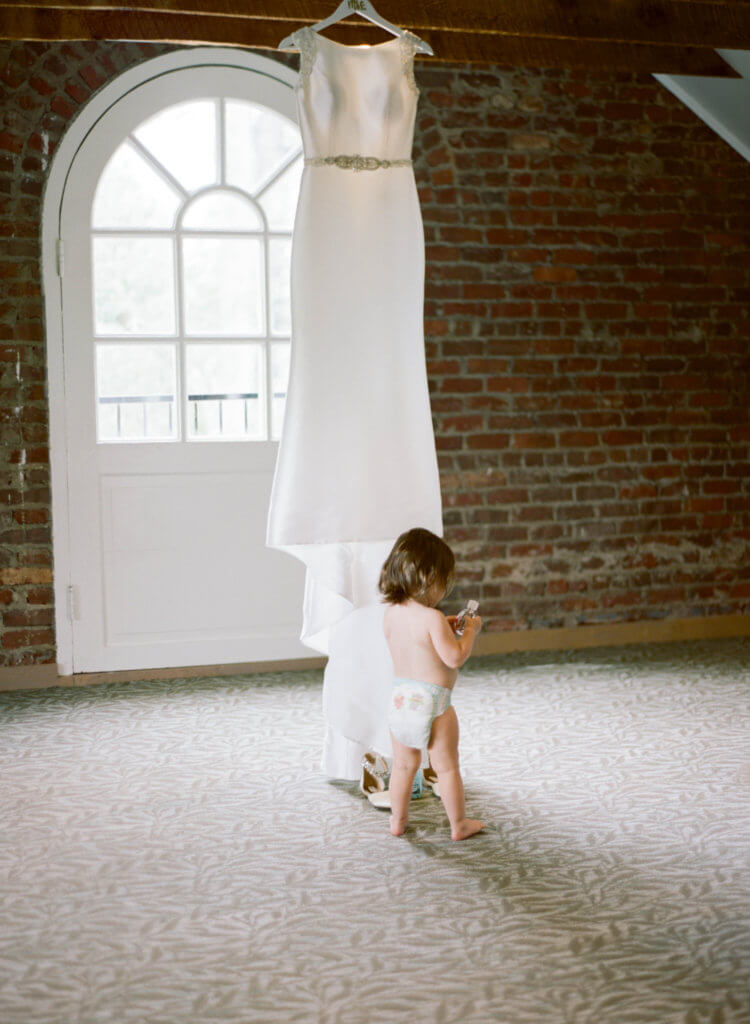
[
  {"xmin": 55, "ymin": 238, "xmax": 64, "ymax": 278},
  {"xmin": 66, "ymin": 583, "xmax": 80, "ymax": 621}
]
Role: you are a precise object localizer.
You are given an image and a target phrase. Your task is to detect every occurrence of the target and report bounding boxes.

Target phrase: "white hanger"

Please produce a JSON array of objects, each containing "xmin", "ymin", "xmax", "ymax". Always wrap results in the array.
[{"xmin": 278, "ymin": 0, "xmax": 434, "ymax": 55}]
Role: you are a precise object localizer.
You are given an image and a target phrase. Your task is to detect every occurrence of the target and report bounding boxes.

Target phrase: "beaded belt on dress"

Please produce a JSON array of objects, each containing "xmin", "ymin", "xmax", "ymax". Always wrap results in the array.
[{"xmin": 304, "ymin": 154, "xmax": 412, "ymax": 171}]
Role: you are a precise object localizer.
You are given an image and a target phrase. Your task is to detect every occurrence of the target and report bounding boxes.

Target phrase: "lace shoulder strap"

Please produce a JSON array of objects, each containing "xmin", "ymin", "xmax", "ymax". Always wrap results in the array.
[
  {"xmin": 398, "ymin": 30, "xmax": 421, "ymax": 96},
  {"xmin": 292, "ymin": 26, "xmax": 316, "ymax": 86}
]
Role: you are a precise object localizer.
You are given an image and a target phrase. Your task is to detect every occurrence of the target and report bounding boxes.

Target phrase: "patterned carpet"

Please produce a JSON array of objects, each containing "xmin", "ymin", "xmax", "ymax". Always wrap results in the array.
[{"xmin": 1, "ymin": 637, "xmax": 749, "ymax": 1024}]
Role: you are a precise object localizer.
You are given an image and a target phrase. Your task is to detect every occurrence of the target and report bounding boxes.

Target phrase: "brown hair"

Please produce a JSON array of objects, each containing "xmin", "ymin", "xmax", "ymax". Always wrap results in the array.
[{"xmin": 378, "ymin": 527, "xmax": 455, "ymax": 605}]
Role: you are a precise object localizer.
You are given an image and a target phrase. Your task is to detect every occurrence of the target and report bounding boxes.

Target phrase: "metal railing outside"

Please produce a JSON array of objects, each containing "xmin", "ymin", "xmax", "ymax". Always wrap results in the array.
[{"xmin": 98, "ymin": 392, "xmax": 285, "ymax": 437}]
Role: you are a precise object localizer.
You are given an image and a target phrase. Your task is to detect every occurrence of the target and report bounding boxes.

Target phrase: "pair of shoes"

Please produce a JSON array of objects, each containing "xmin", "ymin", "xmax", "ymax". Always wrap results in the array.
[
  {"xmin": 423, "ymin": 764, "xmax": 440, "ymax": 797},
  {"xmin": 360, "ymin": 756, "xmax": 426, "ymax": 811}
]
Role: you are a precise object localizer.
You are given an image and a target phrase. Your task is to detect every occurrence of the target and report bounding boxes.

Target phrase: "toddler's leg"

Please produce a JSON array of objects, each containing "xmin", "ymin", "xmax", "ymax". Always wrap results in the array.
[
  {"xmin": 388, "ymin": 734, "xmax": 421, "ymax": 836},
  {"xmin": 428, "ymin": 706, "xmax": 484, "ymax": 841}
]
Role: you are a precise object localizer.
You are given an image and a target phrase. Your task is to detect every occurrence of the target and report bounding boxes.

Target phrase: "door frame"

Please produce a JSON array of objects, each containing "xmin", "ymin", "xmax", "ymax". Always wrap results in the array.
[{"xmin": 42, "ymin": 46, "xmax": 298, "ymax": 675}]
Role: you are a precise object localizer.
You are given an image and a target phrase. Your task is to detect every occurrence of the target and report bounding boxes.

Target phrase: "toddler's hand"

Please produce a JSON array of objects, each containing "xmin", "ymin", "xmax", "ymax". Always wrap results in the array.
[
  {"xmin": 446, "ymin": 614, "xmax": 459, "ymax": 632},
  {"xmin": 467, "ymin": 614, "xmax": 483, "ymax": 634}
]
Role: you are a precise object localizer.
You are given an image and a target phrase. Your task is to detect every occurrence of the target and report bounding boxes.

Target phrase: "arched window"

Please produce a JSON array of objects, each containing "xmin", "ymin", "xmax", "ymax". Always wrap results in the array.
[{"xmin": 91, "ymin": 96, "xmax": 302, "ymax": 442}]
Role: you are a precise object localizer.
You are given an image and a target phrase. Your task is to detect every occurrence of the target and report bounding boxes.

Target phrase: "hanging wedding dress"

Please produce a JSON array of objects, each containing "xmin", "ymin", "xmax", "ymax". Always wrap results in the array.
[{"xmin": 267, "ymin": 25, "xmax": 442, "ymax": 779}]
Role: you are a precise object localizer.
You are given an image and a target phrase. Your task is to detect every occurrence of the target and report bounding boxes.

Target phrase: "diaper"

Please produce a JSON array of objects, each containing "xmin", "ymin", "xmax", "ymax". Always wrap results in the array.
[{"xmin": 387, "ymin": 677, "xmax": 452, "ymax": 751}]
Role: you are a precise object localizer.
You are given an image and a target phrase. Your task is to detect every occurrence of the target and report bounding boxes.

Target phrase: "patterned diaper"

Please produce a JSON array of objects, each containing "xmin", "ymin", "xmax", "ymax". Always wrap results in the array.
[{"xmin": 387, "ymin": 677, "xmax": 452, "ymax": 751}]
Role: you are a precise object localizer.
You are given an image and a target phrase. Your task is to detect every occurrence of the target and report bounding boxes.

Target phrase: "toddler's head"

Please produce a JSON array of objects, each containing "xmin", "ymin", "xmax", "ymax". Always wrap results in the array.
[{"xmin": 379, "ymin": 527, "xmax": 455, "ymax": 607}]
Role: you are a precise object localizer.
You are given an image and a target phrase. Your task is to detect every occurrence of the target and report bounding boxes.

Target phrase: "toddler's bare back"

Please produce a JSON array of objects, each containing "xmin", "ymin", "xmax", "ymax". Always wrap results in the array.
[{"xmin": 383, "ymin": 599, "xmax": 458, "ymax": 688}]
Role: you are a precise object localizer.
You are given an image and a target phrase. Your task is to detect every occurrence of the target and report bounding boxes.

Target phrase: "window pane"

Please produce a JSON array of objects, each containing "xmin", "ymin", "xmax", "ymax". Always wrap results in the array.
[
  {"xmin": 271, "ymin": 342, "xmax": 290, "ymax": 440},
  {"xmin": 186, "ymin": 343, "xmax": 264, "ymax": 439},
  {"xmin": 182, "ymin": 237, "xmax": 264, "ymax": 336},
  {"xmin": 92, "ymin": 141, "xmax": 181, "ymax": 229},
  {"xmin": 269, "ymin": 237, "xmax": 291, "ymax": 336},
  {"xmin": 134, "ymin": 100, "xmax": 218, "ymax": 193},
  {"xmin": 258, "ymin": 155, "xmax": 303, "ymax": 231},
  {"xmin": 225, "ymin": 100, "xmax": 301, "ymax": 195},
  {"xmin": 95, "ymin": 343, "xmax": 177, "ymax": 441},
  {"xmin": 93, "ymin": 237, "xmax": 176, "ymax": 336},
  {"xmin": 182, "ymin": 191, "xmax": 263, "ymax": 231}
]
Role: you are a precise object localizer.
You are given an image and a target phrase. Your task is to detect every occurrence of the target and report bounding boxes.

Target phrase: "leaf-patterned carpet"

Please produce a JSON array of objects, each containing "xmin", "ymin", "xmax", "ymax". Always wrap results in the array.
[{"xmin": 1, "ymin": 637, "xmax": 749, "ymax": 1024}]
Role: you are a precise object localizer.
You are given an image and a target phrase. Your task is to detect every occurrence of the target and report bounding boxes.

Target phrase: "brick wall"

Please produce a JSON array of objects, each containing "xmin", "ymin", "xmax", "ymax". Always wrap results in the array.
[
  {"xmin": 414, "ymin": 64, "xmax": 750, "ymax": 627},
  {"xmin": 1, "ymin": 40, "xmax": 749, "ymax": 667}
]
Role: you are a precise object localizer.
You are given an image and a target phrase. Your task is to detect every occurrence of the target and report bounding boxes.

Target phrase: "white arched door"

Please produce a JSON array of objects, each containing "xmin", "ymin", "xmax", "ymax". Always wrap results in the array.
[{"xmin": 56, "ymin": 57, "xmax": 307, "ymax": 672}]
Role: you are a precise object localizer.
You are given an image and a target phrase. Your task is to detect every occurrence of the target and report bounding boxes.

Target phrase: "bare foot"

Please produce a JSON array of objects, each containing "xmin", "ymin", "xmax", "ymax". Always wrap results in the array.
[
  {"xmin": 390, "ymin": 814, "xmax": 408, "ymax": 836},
  {"xmin": 451, "ymin": 818, "xmax": 484, "ymax": 841}
]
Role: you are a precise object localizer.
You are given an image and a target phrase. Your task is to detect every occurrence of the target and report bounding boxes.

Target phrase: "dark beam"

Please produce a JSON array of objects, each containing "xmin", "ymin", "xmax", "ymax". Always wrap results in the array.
[
  {"xmin": 0, "ymin": 6, "xmax": 740, "ymax": 75},
  {"xmin": 4, "ymin": 0, "xmax": 750, "ymax": 51}
]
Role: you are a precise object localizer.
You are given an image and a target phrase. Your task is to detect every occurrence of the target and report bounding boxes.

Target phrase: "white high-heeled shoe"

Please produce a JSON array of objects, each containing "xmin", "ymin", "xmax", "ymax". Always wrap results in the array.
[
  {"xmin": 368, "ymin": 788, "xmax": 392, "ymax": 810},
  {"xmin": 359, "ymin": 752, "xmax": 389, "ymax": 807}
]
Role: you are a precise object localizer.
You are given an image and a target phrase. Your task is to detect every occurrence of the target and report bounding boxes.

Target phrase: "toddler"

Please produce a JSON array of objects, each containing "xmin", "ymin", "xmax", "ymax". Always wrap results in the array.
[{"xmin": 379, "ymin": 527, "xmax": 484, "ymax": 841}]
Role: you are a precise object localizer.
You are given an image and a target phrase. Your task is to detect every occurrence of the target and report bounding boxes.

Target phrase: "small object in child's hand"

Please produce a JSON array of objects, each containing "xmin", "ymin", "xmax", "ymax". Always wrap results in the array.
[{"xmin": 454, "ymin": 599, "xmax": 479, "ymax": 635}]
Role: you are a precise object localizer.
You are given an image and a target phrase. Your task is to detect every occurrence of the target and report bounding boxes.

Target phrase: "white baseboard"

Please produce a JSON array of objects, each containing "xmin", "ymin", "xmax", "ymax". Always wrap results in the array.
[
  {"xmin": 0, "ymin": 656, "xmax": 325, "ymax": 692},
  {"xmin": 0, "ymin": 613, "xmax": 747, "ymax": 693},
  {"xmin": 474, "ymin": 612, "xmax": 750, "ymax": 655}
]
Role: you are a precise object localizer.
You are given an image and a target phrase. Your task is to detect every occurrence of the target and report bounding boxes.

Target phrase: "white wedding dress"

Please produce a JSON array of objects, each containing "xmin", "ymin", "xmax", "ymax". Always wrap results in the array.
[{"xmin": 267, "ymin": 26, "xmax": 442, "ymax": 779}]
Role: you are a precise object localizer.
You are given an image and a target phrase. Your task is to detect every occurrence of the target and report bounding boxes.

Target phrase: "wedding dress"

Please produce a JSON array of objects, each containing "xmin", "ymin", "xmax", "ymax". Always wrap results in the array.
[{"xmin": 267, "ymin": 25, "xmax": 442, "ymax": 779}]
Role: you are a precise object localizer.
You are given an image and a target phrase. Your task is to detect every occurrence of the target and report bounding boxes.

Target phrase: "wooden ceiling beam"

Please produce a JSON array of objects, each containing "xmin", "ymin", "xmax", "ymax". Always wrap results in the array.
[
  {"xmin": 0, "ymin": 5, "xmax": 740, "ymax": 75},
  {"xmin": 3, "ymin": 0, "xmax": 750, "ymax": 52},
  {"xmin": 0, "ymin": 7, "xmax": 739, "ymax": 76}
]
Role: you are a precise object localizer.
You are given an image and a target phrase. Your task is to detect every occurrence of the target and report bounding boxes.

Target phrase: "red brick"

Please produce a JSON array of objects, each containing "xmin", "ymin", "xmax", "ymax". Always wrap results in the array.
[
  {"xmin": 466, "ymin": 434, "xmax": 511, "ymax": 449},
  {"xmin": 439, "ymin": 378, "xmax": 483, "ymax": 394},
  {"xmin": 79, "ymin": 64, "xmax": 107, "ymax": 91},
  {"xmin": 50, "ymin": 94, "xmax": 75, "ymax": 119},
  {"xmin": 553, "ymin": 249, "xmax": 597, "ymax": 265},
  {"xmin": 558, "ymin": 431, "xmax": 598, "ymax": 447},
  {"xmin": 534, "ymin": 266, "xmax": 577, "ymax": 283},
  {"xmin": 0, "ymin": 131, "xmax": 23, "ymax": 154},
  {"xmin": 3, "ymin": 608, "xmax": 53, "ymax": 627},
  {"xmin": 13, "ymin": 509, "xmax": 48, "ymax": 525},
  {"xmin": 512, "ymin": 433, "xmax": 555, "ymax": 449},
  {"xmin": 29, "ymin": 74, "xmax": 55, "ymax": 96},
  {"xmin": 486, "ymin": 377, "xmax": 530, "ymax": 393},
  {"xmin": 1, "ymin": 628, "xmax": 55, "ymax": 649}
]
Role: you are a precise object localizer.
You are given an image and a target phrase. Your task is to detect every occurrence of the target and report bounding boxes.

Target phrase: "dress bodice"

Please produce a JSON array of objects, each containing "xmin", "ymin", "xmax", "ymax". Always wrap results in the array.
[{"xmin": 291, "ymin": 26, "xmax": 421, "ymax": 162}]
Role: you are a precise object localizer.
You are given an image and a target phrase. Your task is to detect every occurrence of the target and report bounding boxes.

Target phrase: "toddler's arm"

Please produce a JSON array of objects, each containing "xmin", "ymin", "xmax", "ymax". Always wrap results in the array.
[{"xmin": 428, "ymin": 609, "xmax": 482, "ymax": 669}]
